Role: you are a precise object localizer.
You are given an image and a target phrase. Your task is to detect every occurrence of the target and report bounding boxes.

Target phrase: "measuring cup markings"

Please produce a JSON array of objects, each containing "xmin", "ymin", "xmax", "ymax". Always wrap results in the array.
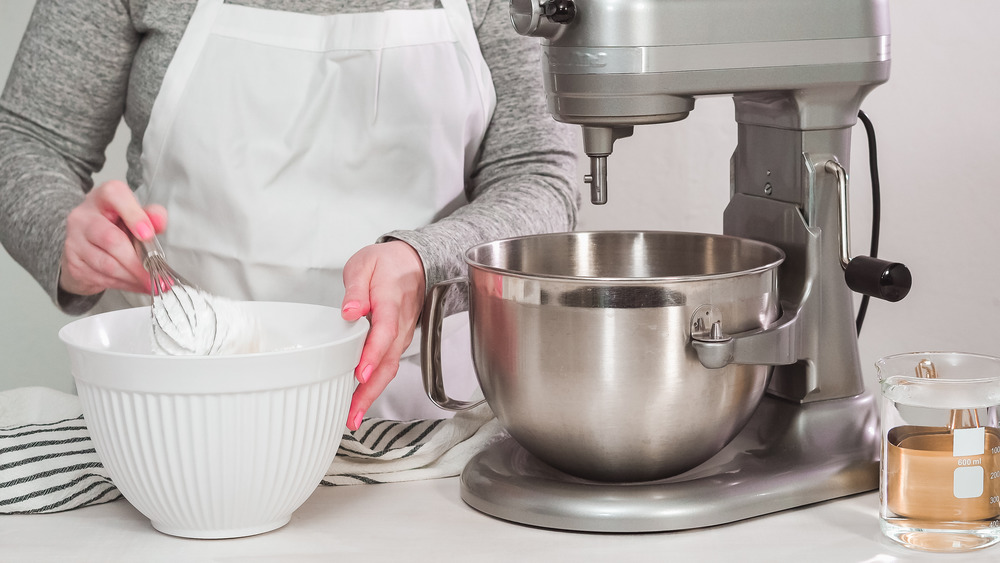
[{"xmin": 886, "ymin": 425, "xmax": 1000, "ymax": 521}]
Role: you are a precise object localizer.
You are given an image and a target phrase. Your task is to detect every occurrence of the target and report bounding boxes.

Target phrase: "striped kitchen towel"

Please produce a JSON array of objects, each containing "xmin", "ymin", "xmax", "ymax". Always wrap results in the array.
[
  {"xmin": 0, "ymin": 386, "xmax": 122, "ymax": 514},
  {"xmin": 0, "ymin": 386, "xmax": 502, "ymax": 514},
  {"xmin": 324, "ymin": 399, "xmax": 503, "ymax": 485}
]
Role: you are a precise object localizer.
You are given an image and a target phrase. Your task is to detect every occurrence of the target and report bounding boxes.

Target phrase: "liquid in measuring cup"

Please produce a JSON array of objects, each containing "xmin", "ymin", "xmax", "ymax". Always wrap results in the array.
[{"xmin": 878, "ymin": 352, "xmax": 1000, "ymax": 553}]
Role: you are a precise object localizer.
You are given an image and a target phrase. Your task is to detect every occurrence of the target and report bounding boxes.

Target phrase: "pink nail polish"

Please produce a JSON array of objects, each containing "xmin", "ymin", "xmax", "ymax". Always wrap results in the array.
[
  {"xmin": 351, "ymin": 410, "xmax": 365, "ymax": 429},
  {"xmin": 360, "ymin": 365, "xmax": 373, "ymax": 384},
  {"xmin": 134, "ymin": 222, "xmax": 153, "ymax": 240}
]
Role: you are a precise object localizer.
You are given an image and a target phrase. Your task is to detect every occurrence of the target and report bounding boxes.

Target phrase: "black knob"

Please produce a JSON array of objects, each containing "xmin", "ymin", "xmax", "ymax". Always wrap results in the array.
[
  {"xmin": 845, "ymin": 256, "xmax": 912, "ymax": 302},
  {"xmin": 544, "ymin": 0, "xmax": 576, "ymax": 24}
]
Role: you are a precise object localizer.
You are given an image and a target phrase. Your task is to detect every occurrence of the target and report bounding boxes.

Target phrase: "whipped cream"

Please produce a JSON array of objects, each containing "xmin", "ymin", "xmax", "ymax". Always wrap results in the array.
[{"xmin": 151, "ymin": 288, "xmax": 261, "ymax": 356}]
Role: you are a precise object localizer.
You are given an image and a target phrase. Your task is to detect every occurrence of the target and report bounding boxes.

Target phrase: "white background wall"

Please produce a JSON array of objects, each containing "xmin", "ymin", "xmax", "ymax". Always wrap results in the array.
[{"xmin": 1, "ymin": 0, "xmax": 998, "ymax": 394}]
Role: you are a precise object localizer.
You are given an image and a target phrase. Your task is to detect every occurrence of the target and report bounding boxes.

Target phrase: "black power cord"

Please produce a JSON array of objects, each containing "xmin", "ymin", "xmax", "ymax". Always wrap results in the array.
[{"xmin": 855, "ymin": 110, "xmax": 880, "ymax": 335}]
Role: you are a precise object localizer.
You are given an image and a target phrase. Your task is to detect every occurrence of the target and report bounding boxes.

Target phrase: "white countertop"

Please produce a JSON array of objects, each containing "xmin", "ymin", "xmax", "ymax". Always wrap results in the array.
[{"xmin": 3, "ymin": 479, "xmax": 998, "ymax": 562}]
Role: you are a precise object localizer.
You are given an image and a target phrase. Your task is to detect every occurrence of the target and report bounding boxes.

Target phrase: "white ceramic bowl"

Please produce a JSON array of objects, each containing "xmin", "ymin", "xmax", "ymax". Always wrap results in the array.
[{"xmin": 59, "ymin": 302, "xmax": 368, "ymax": 539}]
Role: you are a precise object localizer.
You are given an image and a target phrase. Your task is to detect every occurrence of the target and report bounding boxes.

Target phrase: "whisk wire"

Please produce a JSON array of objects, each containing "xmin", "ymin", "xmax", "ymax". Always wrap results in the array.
[{"xmin": 133, "ymin": 233, "xmax": 218, "ymax": 355}]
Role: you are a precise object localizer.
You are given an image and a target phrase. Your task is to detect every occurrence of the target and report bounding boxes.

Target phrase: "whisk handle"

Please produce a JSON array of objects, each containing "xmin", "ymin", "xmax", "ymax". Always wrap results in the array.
[{"xmin": 128, "ymin": 230, "xmax": 166, "ymax": 263}]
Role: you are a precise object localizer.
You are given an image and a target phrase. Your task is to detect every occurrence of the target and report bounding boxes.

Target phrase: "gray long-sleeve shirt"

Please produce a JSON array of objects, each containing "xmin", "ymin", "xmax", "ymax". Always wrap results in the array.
[{"xmin": 0, "ymin": 0, "xmax": 579, "ymax": 315}]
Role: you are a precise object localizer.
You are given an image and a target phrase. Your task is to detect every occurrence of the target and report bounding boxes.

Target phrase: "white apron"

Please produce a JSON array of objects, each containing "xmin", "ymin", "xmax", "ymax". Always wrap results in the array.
[{"xmin": 128, "ymin": 0, "xmax": 495, "ymax": 419}]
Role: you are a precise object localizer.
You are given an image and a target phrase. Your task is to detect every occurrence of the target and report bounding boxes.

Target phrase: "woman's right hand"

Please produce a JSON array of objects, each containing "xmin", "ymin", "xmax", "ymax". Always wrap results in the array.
[{"xmin": 59, "ymin": 180, "xmax": 167, "ymax": 297}]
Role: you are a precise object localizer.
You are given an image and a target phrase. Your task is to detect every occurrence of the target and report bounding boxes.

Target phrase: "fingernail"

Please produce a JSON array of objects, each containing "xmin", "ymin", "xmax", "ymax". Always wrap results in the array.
[
  {"xmin": 134, "ymin": 221, "xmax": 153, "ymax": 240},
  {"xmin": 359, "ymin": 364, "xmax": 373, "ymax": 384},
  {"xmin": 351, "ymin": 410, "xmax": 365, "ymax": 430},
  {"xmin": 343, "ymin": 300, "xmax": 361, "ymax": 314}
]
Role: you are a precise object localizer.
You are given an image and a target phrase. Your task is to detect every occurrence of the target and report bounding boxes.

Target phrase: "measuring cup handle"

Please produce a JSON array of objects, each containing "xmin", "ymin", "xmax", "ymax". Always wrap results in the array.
[{"xmin": 420, "ymin": 277, "xmax": 484, "ymax": 411}]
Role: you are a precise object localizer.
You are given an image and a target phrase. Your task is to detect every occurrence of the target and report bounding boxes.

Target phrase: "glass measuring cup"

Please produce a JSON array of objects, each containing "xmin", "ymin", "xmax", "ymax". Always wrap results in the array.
[{"xmin": 877, "ymin": 352, "xmax": 1000, "ymax": 552}]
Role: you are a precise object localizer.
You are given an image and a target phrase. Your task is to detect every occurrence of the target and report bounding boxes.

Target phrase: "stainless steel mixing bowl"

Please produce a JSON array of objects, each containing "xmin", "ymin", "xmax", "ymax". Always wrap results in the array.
[{"xmin": 423, "ymin": 231, "xmax": 784, "ymax": 482}]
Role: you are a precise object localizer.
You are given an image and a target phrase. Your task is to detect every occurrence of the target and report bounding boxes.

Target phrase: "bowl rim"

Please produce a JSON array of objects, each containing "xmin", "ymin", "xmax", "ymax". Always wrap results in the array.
[
  {"xmin": 58, "ymin": 301, "xmax": 370, "ymax": 360},
  {"xmin": 464, "ymin": 230, "xmax": 786, "ymax": 283}
]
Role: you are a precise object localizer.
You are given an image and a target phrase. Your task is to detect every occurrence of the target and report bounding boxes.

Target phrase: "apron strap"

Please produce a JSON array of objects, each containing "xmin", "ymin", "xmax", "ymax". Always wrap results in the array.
[
  {"xmin": 141, "ymin": 0, "xmax": 226, "ymax": 193},
  {"xmin": 440, "ymin": 0, "xmax": 497, "ymax": 131}
]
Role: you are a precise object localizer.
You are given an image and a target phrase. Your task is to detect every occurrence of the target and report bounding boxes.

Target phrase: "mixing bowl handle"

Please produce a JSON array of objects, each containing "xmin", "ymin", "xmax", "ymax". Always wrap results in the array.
[{"xmin": 420, "ymin": 277, "xmax": 485, "ymax": 411}]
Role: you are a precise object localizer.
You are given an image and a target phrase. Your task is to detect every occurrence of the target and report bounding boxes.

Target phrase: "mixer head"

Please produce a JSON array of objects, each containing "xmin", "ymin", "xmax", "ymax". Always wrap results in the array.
[{"xmin": 510, "ymin": 0, "xmax": 891, "ymax": 204}]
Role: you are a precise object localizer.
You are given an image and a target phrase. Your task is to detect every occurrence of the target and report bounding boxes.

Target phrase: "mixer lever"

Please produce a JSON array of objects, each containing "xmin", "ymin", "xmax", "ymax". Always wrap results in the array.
[
  {"xmin": 826, "ymin": 160, "xmax": 912, "ymax": 302},
  {"xmin": 510, "ymin": 0, "xmax": 576, "ymax": 37}
]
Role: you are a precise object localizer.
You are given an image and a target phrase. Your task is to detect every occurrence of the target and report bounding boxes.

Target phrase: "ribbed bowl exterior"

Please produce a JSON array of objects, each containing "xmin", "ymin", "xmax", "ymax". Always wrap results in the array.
[
  {"xmin": 61, "ymin": 302, "xmax": 367, "ymax": 538},
  {"xmin": 77, "ymin": 372, "xmax": 354, "ymax": 538}
]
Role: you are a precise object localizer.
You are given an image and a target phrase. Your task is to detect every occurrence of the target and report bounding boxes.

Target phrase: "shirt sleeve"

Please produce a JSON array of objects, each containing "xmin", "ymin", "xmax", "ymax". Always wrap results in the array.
[
  {"xmin": 0, "ymin": 0, "xmax": 138, "ymax": 314},
  {"xmin": 381, "ymin": 0, "xmax": 581, "ymax": 315}
]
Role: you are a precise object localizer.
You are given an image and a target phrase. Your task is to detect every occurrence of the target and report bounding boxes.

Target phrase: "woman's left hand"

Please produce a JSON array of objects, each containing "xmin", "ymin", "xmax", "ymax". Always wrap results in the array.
[{"xmin": 341, "ymin": 240, "xmax": 426, "ymax": 430}]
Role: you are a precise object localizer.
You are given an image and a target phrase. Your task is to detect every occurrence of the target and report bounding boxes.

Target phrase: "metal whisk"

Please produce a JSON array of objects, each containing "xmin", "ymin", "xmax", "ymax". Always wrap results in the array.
[{"xmin": 132, "ymin": 234, "xmax": 218, "ymax": 355}]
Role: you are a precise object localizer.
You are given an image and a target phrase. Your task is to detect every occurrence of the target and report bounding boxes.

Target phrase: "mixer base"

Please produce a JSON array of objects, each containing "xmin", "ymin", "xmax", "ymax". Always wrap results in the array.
[{"xmin": 460, "ymin": 393, "xmax": 879, "ymax": 532}]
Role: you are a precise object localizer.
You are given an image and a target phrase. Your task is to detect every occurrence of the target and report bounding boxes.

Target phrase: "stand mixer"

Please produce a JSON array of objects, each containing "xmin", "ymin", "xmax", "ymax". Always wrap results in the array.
[{"xmin": 446, "ymin": 0, "xmax": 913, "ymax": 532}]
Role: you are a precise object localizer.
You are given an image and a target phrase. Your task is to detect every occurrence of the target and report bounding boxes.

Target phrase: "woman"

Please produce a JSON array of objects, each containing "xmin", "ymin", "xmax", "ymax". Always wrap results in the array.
[{"xmin": 0, "ymin": 0, "xmax": 578, "ymax": 429}]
